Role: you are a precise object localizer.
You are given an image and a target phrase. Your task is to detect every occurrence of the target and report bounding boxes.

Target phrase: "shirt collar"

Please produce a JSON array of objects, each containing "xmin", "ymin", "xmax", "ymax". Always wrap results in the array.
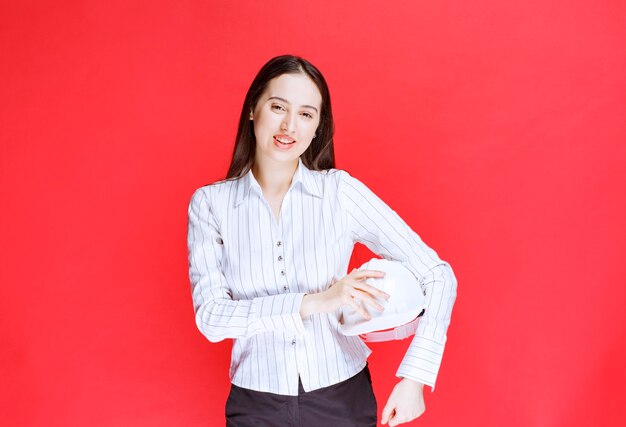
[{"xmin": 234, "ymin": 157, "xmax": 322, "ymax": 207}]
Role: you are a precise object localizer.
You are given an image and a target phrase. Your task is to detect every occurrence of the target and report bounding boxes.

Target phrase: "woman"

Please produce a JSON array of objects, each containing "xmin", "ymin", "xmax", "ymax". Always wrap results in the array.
[{"xmin": 187, "ymin": 54, "xmax": 457, "ymax": 426}]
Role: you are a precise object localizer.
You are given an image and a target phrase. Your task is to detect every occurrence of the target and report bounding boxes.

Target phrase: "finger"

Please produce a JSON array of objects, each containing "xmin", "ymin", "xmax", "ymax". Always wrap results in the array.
[
  {"xmin": 348, "ymin": 298, "xmax": 371, "ymax": 320},
  {"xmin": 348, "ymin": 278, "xmax": 390, "ymax": 300},
  {"xmin": 381, "ymin": 404, "xmax": 395, "ymax": 425},
  {"xmin": 351, "ymin": 269, "xmax": 386, "ymax": 279},
  {"xmin": 389, "ymin": 413, "xmax": 408, "ymax": 427},
  {"xmin": 352, "ymin": 289, "xmax": 384, "ymax": 312}
]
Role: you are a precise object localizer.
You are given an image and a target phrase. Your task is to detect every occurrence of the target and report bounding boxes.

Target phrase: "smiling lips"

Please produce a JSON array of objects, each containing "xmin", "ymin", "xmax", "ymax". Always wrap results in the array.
[{"xmin": 274, "ymin": 134, "xmax": 296, "ymax": 145}]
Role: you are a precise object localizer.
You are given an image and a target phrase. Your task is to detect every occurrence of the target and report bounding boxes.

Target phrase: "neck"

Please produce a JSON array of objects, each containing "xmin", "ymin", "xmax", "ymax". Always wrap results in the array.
[{"xmin": 251, "ymin": 157, "xmax": 299, "ymax": 196}]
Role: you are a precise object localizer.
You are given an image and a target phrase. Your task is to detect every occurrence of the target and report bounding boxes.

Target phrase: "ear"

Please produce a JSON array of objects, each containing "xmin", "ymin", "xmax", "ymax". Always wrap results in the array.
[{"xmin": 249, "ymin": 109, "xmax": 254, "ymax": 120}]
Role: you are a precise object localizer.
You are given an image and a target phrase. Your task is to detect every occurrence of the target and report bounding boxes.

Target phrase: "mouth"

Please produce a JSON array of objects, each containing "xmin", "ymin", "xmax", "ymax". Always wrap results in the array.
[{"xmin": 274, "ymin": 135, "xmax": 296, "ymax": 145}]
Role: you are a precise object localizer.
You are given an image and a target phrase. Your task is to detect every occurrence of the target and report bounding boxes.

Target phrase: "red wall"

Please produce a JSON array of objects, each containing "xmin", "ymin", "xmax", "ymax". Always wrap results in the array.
[{"xmin": 1, "ymin": 1, "xmax": 625, "ymax": 426}]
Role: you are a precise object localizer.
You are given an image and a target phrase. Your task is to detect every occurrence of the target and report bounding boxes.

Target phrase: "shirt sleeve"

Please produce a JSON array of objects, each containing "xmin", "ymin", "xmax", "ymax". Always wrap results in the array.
[
  {"xmin": 187, "ymin": 186, "xmax": 307, "ymax": 343},
  {"xmin": 338, "ymin": 170, "xmax": 458, "ymax": 392}
]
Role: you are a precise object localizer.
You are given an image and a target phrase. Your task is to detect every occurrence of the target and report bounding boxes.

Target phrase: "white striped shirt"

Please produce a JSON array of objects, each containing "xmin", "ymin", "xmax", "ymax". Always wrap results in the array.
[{"xmin": 187, "ymin": 157, "xmax": 457, "ymax": 396}]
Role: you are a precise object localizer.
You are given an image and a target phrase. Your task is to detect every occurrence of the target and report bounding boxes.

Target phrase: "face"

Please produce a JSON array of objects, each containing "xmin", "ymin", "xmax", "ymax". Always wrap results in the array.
[{"xmin": 249, "ymin": 73, "xmax": 322, "ymax": 165}]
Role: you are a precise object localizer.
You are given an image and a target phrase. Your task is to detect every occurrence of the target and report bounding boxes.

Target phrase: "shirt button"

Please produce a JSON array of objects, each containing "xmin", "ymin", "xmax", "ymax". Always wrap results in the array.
[
  {"xmin": 281, "ymin": 270, "xmax": 286, "ymax": 276},
  {"xmin": 278, "ymin": 255, "xmax": 283, "ymax": 261},
  {"xmin": 291, "ymin": 339, "xmax": 296, "ymax": 345},
  {"xmin": 277, "ymin": 241, "xmax": 282, "ymax": 247},
  {"xmin": 283, "ymin": 286, "xmax": 288, "ymax": 291}
]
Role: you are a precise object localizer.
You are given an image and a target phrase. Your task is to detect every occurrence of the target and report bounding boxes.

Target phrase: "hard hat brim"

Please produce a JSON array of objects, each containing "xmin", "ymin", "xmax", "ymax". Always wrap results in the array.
[{"xmin": 338, "ymin": 305, "xmax": 425, "ymax": 336}]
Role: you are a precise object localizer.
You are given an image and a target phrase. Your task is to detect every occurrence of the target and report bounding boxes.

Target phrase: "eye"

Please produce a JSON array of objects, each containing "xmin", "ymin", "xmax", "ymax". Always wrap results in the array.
[
  {"xmin": 271, "ymin": 104, "xmax": 285, "ymax": 112},
  {"xmin": 301, "ymin": 112, "xmax": 314, "ymax": 119}
]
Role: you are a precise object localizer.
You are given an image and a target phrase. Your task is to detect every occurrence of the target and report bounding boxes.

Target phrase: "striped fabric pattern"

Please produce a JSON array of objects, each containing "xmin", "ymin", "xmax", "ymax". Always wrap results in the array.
[{"xmin": 187, "ymin": 157, "xmax": 457, "ymax": 395}]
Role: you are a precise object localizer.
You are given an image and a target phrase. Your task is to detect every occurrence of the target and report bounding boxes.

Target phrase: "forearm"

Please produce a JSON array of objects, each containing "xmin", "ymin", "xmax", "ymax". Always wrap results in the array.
[
  {"xmin": 195, "ymin": 292, "xmax": 307, "ymax": 342},
  {"xmin": 397, "ymin": 263, "xmax": 458, "ymax": 391}
]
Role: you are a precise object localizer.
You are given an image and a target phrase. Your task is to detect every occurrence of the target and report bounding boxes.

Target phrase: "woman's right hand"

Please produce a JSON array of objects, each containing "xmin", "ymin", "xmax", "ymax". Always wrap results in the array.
[{"xmin": 300, "ymin": 268, "xmax": 390, "ymax": 320}]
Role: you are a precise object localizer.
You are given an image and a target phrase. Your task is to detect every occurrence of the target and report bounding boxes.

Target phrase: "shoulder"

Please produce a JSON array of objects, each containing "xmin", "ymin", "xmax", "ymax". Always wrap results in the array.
[
  {"xmin": 329, "ymin": 168, "xmax": 367, "ymax": 192},
  {"xmin": 307, "ymin": 167, "xmax": 357, "ymax": 186},
  {"xmin": 304, "ymin": 168, "xmax": 376, "ymax": 206},
  {"xmin": 303, "ymin": 167, "xmax": 353, "ymax": 199},
  {"xmin": 189, "ymin": 177, "xmax": 240, "ymax": 206}
]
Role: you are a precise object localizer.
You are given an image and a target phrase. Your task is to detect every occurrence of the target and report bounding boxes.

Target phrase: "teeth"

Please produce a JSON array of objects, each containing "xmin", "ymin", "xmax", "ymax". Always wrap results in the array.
[{"xmin": 276, "ymin": 137, "xmax": 295, "ymax": 144}]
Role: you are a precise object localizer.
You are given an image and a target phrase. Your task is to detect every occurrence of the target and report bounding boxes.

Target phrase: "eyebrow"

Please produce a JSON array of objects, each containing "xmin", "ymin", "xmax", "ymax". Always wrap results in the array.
[{"xmin": 267, "ymin": 96, "xmax": 319, "ymax": 113}]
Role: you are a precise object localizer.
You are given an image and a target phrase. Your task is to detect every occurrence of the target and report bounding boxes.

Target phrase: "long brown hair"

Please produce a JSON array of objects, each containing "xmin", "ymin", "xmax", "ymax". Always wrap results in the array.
[{"xmin": 225, "ymin": 55, "xmax": 335, "ymax": 179}]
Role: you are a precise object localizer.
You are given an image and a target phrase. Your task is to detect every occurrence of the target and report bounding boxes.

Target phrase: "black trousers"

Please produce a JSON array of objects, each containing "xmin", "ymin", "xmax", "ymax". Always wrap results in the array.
[{"xmin": 225, "ymin": 364, "xmax": 377, "ymax": 427}]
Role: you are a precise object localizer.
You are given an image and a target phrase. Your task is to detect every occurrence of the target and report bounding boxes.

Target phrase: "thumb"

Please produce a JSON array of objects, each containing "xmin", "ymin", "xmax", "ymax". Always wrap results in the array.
[{"xmin": 381, "ymin": 402, "xmax": 395, "ymax": 425}]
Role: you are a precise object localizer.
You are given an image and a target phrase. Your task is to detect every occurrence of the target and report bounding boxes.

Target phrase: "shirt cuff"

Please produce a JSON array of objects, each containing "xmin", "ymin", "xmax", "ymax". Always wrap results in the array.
[
  {"xmin": 396, "ymin": 336, "xmax": 445, "ymax": 392},
  {"xmin": 248, "ymin": 292, "xmax": 307, "ymax": 337}
]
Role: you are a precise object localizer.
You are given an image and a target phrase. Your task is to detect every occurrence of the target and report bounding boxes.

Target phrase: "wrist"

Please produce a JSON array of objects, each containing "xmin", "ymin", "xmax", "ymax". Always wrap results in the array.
[
  {"xmin": 300, "ymin": 293, "xmax": 321, "ymax": 318},
  {"xmin": 401, "ymin": 377, "xmax": 425, "ymax": 389}
]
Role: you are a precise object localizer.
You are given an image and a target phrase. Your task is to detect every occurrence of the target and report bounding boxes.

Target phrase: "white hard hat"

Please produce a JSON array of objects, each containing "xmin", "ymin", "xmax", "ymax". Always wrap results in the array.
[{"xmin": 339, "ymin": 258, "xmax": 426, "ymax": 342}]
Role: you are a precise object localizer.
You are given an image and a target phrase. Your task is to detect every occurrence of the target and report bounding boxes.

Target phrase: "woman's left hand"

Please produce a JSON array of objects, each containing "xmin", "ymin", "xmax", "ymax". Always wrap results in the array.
[{"xmin": 381, "ymin": 378, "xmax": 425, "ymax": 426}]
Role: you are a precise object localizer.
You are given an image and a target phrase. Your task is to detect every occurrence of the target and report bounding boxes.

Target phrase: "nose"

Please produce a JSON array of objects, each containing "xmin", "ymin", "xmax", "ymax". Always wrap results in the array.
[{"xmin": 281, "ymin": 113, "xmax": 297, "ymax": 133}]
